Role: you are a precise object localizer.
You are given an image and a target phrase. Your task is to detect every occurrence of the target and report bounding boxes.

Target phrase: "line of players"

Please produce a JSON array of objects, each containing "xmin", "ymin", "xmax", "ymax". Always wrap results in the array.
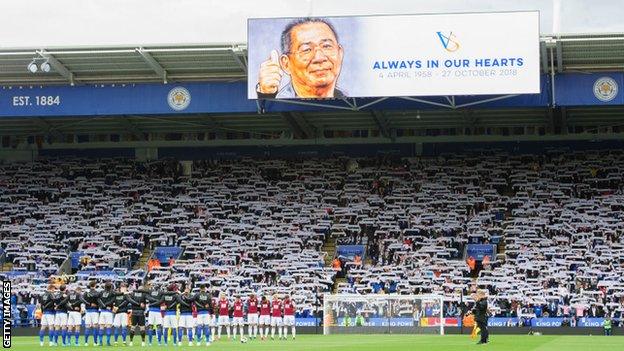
[{"xmin": 38, "ymin": 280, "xmax": 297, "ymax": 347}]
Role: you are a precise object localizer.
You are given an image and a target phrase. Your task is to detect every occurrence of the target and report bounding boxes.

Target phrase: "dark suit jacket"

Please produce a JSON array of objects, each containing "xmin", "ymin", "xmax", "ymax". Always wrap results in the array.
[{"xmin": 473, "ymin": 299, "xmax": 489, "ymax": 323}]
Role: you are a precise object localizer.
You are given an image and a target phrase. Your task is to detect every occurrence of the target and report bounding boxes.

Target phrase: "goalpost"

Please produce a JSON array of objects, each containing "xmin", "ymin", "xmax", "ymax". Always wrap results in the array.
[{"xmin": 323, "ymin": 294, "xmax": 446, "ymax": 335}]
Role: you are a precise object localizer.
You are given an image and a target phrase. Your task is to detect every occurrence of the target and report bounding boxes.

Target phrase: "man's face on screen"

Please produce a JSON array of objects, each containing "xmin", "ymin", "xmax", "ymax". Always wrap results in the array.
[{"xmin": 281, "ymin": 22, "xmax": 343, "ymax": 93}]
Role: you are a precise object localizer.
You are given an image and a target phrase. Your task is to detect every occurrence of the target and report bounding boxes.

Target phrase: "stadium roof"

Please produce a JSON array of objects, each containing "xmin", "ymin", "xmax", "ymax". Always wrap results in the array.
[
  {"xmin": 0, "ymin": 33, "xmax": 622, "ymax": 86},
  {"xmin": 0, "ymin": 33, "xmax": 622, "ymax": 139}
]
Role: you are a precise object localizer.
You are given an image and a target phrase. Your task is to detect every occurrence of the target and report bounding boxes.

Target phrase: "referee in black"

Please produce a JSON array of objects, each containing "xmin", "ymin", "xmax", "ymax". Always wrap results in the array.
[
  {"xmin": 126, "ymin": 285, "xmax": 148, "ymax": 346},
  {"xmin": 472, "ymin": 290, "xmax": 490, "ymax": 344}
]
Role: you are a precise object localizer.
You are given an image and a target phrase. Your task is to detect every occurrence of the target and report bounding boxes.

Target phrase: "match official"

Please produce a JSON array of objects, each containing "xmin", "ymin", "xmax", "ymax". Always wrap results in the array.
[
  {"xmin": 472, "ymin": 290, "xmax": 489, "ymax": 345},
  {"xmin": 126, "ymin": 285, "xmax": 148, "ymax": 346}
]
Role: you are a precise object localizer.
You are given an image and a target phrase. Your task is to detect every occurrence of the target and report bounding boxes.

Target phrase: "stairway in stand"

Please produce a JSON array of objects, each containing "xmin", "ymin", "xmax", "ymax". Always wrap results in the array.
[
  {"xmin": 133, "ymin": 247, "xmax": 153, "ymax": 270},
  {"xmin": 321, "ymin": 236, "xmax": 342, "ymax": 292},
  {"xmin": 333, "ymin": 277, "xmax": 347, "ymax": 293},
  {"xmin": 0, "ymin": 261, "xmax": 13, "ymax": 272},
  {"xmin": 322, "ymin": 237, "xmax": 337, "ymax": 267}
]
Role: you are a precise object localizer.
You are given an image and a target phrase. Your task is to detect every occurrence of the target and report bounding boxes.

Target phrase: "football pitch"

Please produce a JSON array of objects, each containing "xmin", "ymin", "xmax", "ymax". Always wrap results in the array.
[{"xmin": 8, "ymin": 334, "xmax": 624, "ymax": 351}]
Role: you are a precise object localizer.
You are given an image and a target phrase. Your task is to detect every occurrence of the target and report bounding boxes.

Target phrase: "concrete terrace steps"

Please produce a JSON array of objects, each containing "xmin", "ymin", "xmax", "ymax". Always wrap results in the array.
[
  {"xmin": 322, "ymin": 237, "xmax": 337, "ymax": 267},
  {"xmin": 333, "ymin": 277, "xmax": 347, "ymax": 294},
  {"xmin": 133, "ymin": 247, "xmax": 153, "ymax": 270},
  {"xmin": 1, "ymin": 262, "xmax": 13, "ymax": 272}
]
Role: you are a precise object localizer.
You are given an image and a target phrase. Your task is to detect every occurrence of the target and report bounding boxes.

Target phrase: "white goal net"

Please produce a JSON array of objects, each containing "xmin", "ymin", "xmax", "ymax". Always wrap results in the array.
[{"xmin": 323, "ymin": 294, "xmax": 446, "ymax": 335}]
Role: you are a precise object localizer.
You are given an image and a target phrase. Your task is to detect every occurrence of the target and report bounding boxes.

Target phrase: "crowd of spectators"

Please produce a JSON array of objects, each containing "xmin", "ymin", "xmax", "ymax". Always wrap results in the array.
[{"xmin": 1, "ymin": 149, "xmax": 624, "ymax": 325}]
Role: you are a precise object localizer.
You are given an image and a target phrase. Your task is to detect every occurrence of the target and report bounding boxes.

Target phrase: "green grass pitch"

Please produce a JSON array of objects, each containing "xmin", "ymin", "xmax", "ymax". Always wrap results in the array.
[{"xmin": 8, "ymin": 334, "xmax": 624, "ymax": 351}]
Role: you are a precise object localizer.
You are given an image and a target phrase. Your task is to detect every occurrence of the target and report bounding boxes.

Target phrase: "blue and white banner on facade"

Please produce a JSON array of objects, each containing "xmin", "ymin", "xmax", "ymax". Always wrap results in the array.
[
  {"xmin": 3, "ymin": 72, "xmax": 622, "ymax": 118},
  {"xmin": 248, "ymin": 11, "xmax": 540, "ymax": 99},
  {"xmin": 488, "ymin": 317, "xmax": 520, "ymax": 327},
  {"xmin": 531, "ymin": 318, "xmax": 564, "ymax": 327},
  {"xmin": 555, "ymin": 73, "xmax": 623, "ymax": 106},
  {"xmin": 295, "ymin": 318, "xmax": 319, "ymax": 327},
  {"xmin": 576, "ymin": 318, "xmax": 605, "ymax": 327},
  {"xmin": 1, "ymin": 82, "xmax": 255, "ymax": 117},
  {"xmin": 1, "ymin": 79, "xmax": 551, "ymax": 118},
  {"xmin": 337, "ymin": 317, "xmax": 414, "ymax": 327}
]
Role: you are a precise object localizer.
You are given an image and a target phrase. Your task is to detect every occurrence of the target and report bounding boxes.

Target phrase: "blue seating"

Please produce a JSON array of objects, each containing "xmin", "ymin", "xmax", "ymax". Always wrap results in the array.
[{"xmin": 70, "ymin": 252, "xmax": 84, "ymax": 269}]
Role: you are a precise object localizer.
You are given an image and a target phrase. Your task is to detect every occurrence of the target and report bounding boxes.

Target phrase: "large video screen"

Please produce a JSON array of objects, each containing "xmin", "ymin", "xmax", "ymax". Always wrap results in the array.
[{"xmin": 247, "ymin": 11, "xmax": 540, "ymax": 99}]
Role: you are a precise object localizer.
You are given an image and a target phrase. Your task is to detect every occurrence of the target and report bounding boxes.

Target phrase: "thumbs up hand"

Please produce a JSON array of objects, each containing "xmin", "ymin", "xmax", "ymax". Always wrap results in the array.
[{"xmin": 257, "ymin": 49, "xmax": 283, "ymax": 94}]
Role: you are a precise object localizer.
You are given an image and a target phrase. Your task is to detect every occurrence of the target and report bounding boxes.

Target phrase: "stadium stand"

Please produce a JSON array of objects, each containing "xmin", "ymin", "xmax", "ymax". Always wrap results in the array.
[{"xmin": 2, "ymin": 149, "xmax": 624, "ymax": 327}]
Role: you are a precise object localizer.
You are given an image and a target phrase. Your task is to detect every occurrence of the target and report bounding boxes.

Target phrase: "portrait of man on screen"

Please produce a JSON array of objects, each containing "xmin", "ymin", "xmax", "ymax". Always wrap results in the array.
[{"xmin": 255, "ymin": 17, "xmax": 346, "ymax": 99}]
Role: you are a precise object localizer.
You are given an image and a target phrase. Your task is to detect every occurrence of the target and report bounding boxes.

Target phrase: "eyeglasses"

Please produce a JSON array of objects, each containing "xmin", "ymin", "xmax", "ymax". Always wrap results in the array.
[{"xmin": 288, "ymin": 42, "xmax": 339, "ymax": 61}]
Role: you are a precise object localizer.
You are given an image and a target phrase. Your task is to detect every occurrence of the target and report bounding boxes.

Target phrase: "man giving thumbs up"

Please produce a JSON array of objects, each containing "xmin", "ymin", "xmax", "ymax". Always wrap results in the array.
[{"xmin": 256, "ymin": 17, "xmax": 346, "ymax": 99}]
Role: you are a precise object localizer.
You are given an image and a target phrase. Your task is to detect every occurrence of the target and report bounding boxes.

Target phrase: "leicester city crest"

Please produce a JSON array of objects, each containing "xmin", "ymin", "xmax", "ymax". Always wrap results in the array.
[
  {"xmin": 167, "ymin": 87, "xmax": 191, "ymax": 111},
  {"xmin": 593, "ymin": 77, "xmax": 618, "ymax": 102}
]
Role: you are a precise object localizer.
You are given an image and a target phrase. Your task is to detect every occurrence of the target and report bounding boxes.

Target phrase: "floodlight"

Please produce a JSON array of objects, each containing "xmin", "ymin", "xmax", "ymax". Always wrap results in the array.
[
  {"xmin": 27, "ymin": 60, "xmax": 38, "ymax": 73},
  {"xmin": 40, "ymin": 60, "xmax": 51, "ymax": 72}
]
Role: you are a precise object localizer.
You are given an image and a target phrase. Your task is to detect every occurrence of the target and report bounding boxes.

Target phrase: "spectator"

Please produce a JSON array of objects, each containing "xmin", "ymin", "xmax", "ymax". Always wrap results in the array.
[
  {"xmin": 604, "ymin": 316, "xmax": 612, "ymax": 336},
  {"xmin": 3, "ymin": 152, "xmax": 624, "ymax": 321},
  {"xmin": 467, "ymin": 256, "xmax": 476, "ymax": 273},
  {"xmin": 18, "ymin": 305, "xmax": 29, "ymax": 327},
  {"xmin": 34, "ymin": 308, "xmax": 42, "ymax": 327},
  {"xmin": 147, "ymin": 258, "xmax": 161, "ymax": 272},
  {"xmin": 482, "ymin": 255, "xmax": 491, "ymax": 269},
  {"xmin": 332, "ymin": 258, "xmax": 341, "ymax": 271}
]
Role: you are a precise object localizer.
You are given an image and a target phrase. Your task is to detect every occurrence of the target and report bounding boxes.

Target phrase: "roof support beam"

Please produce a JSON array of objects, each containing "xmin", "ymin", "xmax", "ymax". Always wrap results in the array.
[
  {"xmin": 462, "ymin": 110, "xmax": 478, "ymax": 134},
  {"xmin": 195, "ymin": 114, "xmax": 223, "ymax": 132},
  {"xmin": 262, "ymin": 98, "xmax": 354, "ymax": 111},
  {"xmin": 357, "ymin": 97, "xmax": 389, "ymax": 110},
  {"xmin": 281, "ymin": 112, "xmax": 315, "ymax": 139},
  {"xmin": 33, "ymin": 117, "xmax": 65, "ymax": 141},
  {"xmin": 540, "ymin": 41, "xmax": 549, "ymax": 74},
  {"xmin": 130, "ymin": 115, "xmax": 224, "ymax": 134},
  {"xmin": 37, "ymin": 49, "xmax": 75, "ymax": 86},
  {"xmin": 556, "ymin": 38, "xmax": 564, "ymax": 73},
  {"xmin": 290, "ymin": 112, "xmax": 315, "ymax": 138},
  {"xmin": 120, "ymin": 117, "xmax": 147, "ymax": 141},
  {"xmin": 230, "ymin": 45, "xmax": 247, "ymax": 74},
  {"xmin": 281, "ymin": 112, "xmax": 304, "ymax": 139},
  {"xmin": 400, "ymin": 96, "xmax": 453, "ymax": 109},
  {"xmin": 454, "ymin": 94, "xmax": 518, "ymax": 109},
  {"xmin": 136, "ymin": 48, "xmax": 167, "ymax": 83},
  {"xmin": 371, "ymin": 110, "xmax": 391, "ymax": 139}
]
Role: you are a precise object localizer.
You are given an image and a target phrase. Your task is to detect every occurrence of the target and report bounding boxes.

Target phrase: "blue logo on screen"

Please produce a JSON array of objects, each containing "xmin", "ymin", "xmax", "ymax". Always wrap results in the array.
[{"xmin": 436, "ymin": 31, "xmax": 460, "ymax": 52}]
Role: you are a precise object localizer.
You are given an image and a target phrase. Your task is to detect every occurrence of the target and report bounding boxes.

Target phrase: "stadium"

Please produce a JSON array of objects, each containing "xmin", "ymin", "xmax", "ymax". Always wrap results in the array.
[{"xmin": 1, "ymin": 0, "xmax": 624, "ymax": 350}]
